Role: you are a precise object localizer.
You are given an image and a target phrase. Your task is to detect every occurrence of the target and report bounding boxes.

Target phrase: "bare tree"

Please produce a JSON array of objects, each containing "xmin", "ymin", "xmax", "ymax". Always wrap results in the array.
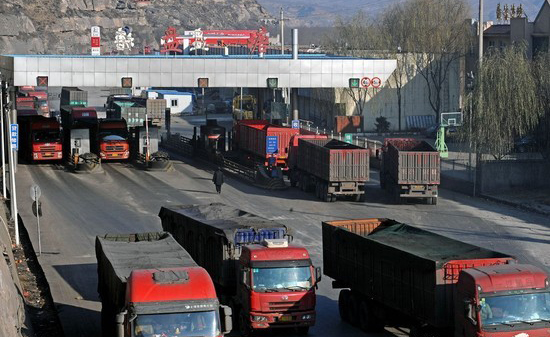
[
  {"xmin": 533, "ymin": 51, "xmax": 550, "ymax": 158},
  {"xmin": 401, "ymin": 0, "xmax": 471, "ymax": 120},
  {"xmin": 463, "ymin": 45, "xmax": 541, "ymax": 159}
]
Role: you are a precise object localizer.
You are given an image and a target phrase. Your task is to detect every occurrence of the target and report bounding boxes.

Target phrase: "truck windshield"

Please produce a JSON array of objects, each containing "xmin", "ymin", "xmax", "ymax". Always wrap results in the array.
[
  {"xmin": 252, "ymin": 266, "xmax": 312, "ymax": 292},
  {"xmin": 32, "ymin": 130, "xmax": 61, "ymax": 143},
  {"xmin": 133, "ymin": 311, "xmax": 220, "ymax": 337},
  {"xmin": 481, "ymin": 292, "xmax": 550, "ymax": 326}
]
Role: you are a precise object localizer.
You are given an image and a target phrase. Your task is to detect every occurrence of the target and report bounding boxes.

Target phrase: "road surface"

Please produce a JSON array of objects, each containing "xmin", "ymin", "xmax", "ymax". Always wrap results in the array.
[{"xmin": 15, "ymin": 127, "xmax": 550, "ymax": 337}]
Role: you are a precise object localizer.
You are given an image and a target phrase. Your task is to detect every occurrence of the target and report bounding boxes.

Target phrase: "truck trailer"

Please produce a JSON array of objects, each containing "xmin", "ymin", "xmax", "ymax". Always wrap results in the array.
[
  {"xmin": 289, "ymin": 138, "xmax": 369, "ymax": 202},
  {"xmin": 323, "ymin": 218, "xmax": 550, "ymax": 337},
  {"xmin": 380, "ymin": 138, "xmax": 440, "ymax": 204},
  {"xmin": 159, "ymin": 203, "xmax": 321, "ymax": 335},
  {"xmin": 96, "ymin": 232, "xmax": 232, "ymax": 337},
  {"xmin": 18, "ymin": 115, "xmax": 63, "ymax": 162}
]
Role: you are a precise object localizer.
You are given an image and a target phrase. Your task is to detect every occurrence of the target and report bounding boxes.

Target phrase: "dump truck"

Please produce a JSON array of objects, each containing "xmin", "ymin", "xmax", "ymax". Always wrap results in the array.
[
  {"xmin": 289, "ymin": 137, "xmax": 369, "ymax": 202},
  {"xmin": 380, "ymin": 138, "xmax": 440, "ymax": 204},
  {"xmin": 61, "ymin": 87, "xmax": 87, "ymax": 107},
  {"xmin": 323, "ymin": 218, "xmax": 550, "ymax": 337},
  {"xmin": 96, "ymin": 232, "xmax": 232, "ymax": 337},
  {"xmin": 97, "ymin": 119, "xmax": 130, "ymax": 160},
  {"xmin": 234, "ymin": 120, "xmax": 310, "ymax": 170},
  {"xmin": 18, "ymin": 115, "xmax": 63, "ymax": 162},
  {"xmin": 159, "ymin": 203, "xmax": 321, "ymax": 335}
]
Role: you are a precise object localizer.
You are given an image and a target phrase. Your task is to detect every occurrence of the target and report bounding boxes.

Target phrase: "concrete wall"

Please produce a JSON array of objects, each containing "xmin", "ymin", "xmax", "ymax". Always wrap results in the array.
[
  {"xmin": 0, "ymin": 204, "xmax": 25, "ymax": 337},
  {"xmin": 479, "ymin": 160, "xmax": 550, "ymax": 194}
]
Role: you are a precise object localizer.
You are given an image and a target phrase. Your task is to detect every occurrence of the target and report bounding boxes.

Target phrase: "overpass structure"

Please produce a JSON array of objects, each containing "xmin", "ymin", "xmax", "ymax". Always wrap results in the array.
[{"xmin": 0, "ymin": 54, "xmax": 396, "ymax": 88}]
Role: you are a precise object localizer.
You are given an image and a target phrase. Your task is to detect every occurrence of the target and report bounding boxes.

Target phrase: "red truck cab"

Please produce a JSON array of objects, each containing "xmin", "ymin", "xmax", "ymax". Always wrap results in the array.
[
  {"xmin": 238, "ymin": 239, "xmax": 320, "ymax": 334},
  {"xmin": 127, "ymin": 267, "xmax": 224, "ymax": 337},
  {"xmin": 19, "ymin": 116, "xmax": 63, "ymax": 161},
  {"xmin": 456, "ymin": 264, "xmax": 550, "ymax": 337},
  {"xmin": 97, "ymin": 119, "xmax": 130, "ymax": 160}
]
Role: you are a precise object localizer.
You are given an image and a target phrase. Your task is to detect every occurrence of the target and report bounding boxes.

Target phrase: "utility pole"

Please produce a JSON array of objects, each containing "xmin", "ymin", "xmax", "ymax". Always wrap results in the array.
[
  {"xmin": 473, "ymin": 0, "xmax": 484, "ymax": 197},
  {"xmin": 280, "ymin": 7, "xmax": 285, "ymax": 54},
  {"xmin": 0, "ymin": 77, "xmax": 6, "ymax": 199}
]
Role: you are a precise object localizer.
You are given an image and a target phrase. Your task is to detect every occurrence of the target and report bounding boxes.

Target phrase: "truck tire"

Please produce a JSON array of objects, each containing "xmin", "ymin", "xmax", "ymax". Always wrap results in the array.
[
  {"xmin": 359, "ymin": 300, "xmax": 384, "ymax": 332},
  {"xmin": 346, "ymin": 293, "xmax": 360, "ymax": 327},
  {"xmin": 338, "ymin": 290, "xmax": 351, "ymax": 322},
  {"xmin": 354, "ymin": 194, "xmax": 361, "ymax": 202},
  {"xmin": 296, "ymin": 327, "xmax": 310, "ymax": 335},
  {"xmin": 431, "ymin": 197, "xmax": 437, "ymax": 205}
]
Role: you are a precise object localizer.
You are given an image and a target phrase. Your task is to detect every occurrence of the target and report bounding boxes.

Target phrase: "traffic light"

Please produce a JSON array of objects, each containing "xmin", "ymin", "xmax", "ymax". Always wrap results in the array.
[
  {"xmin": 121, "ymin": 77, "xmax": 133, "ymax": 88},
  {"xmin": 198, "ymin": 78, "xmax": 209, "ymax": 88},
  {"xmin": 349, "ymin": 78, "xmax": 360, "ymax": 88},
  {"xmin": 267, "ymin": 78, "xmax": 278, "ymax": 89}
]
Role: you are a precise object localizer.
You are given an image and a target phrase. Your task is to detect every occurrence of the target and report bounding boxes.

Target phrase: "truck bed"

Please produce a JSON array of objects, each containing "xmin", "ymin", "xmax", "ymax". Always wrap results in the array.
[
  {"xmin": 383, "ymin": 138, "xmax": 440, "ymax": 185},
  {"xmin": 322, "ymin": 219, "xmax": 514, "ymax": 328},
  {"xmin": 159, "ymin": 203, "xmax": 289, "ymax": 290},
  {"xmin": 95, "ymin": 232, "xmax": 196, "ymax": 310},
  {"xmin": 297, "ymin": 138, "xmax": 369, "ymax": 182}
]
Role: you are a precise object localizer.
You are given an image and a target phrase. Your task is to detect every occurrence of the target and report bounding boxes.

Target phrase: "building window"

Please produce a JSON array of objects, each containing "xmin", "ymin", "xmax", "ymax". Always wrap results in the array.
[{"xmin": 171, "ymin": 99, "xmax": 178, "ymax": 107}]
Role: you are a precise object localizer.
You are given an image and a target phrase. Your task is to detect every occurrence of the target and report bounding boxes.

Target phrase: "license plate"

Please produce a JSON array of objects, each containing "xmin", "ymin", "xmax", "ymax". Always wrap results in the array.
[
  {"xmin": 111, "ymin": 153, "xmax": 119, "ymax": 157},
  {"xmin": 411, "ymin": 185, "xmax": 424, "ymax": 191},
  {"xmin": 44, "ymin": 153, "xmax": 53, "ymax": 157},
  {"xmin": 280, "ymin": 316, "xmax": 292, "ymax": 322}
]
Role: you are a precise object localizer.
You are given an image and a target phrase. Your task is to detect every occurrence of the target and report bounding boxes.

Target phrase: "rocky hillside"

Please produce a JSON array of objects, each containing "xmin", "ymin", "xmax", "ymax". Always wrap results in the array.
[{"xmin": 0, "ymin": 0, "xmax": 273, "ymax": 54}]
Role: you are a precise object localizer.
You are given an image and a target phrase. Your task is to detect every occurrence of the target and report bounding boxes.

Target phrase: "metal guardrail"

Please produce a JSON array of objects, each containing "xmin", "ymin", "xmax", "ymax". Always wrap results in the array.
[{"xmin": 161, "ymin": 133, "xmax": 194, "ymax": 156}]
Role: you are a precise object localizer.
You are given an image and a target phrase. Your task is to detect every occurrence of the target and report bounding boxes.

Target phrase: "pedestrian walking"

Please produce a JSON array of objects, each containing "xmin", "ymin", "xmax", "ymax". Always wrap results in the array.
[{"xmin": 212, "ymin": 167, "xmax": 224, "ymax": 194}]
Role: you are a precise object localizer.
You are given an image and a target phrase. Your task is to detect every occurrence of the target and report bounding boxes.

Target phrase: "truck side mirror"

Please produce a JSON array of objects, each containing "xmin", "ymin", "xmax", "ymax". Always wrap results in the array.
[
  {"xmin": 221, "ymin": 305, "xmax": 233, "ymax": 334},
  {"xmin": 115, "ymin": 311, "xmax": 127, "ymax": 337},
  {"xmin": 315, "ymin": 267, "xmax": 322, "ymax": 283}
]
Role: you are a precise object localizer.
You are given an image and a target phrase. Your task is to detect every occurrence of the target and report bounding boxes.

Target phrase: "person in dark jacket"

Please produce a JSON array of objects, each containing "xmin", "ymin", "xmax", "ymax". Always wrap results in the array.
[{"xmin": 212, "ymin": 167, "xmax": 224, "ymax": 194}]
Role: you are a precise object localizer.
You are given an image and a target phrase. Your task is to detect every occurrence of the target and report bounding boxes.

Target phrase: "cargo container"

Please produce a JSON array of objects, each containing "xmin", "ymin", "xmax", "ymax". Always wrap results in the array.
[
  {"xmin": 60, "ymin": 87, "xmax": 87, "ymax": 107},
  {"xmin": 323, "ymin": 218, "xmax": 550, "ymax": 337},
  {"xmin": 16, "ymin": 96, "xmax": 37, "ymax": 110},
  {"xmin": 159, "ymin": 203, "xmax": 321, "ymax": 335},
  {"xmin": 96, "ymin": 232, "xmax": 232, "ymax": 337},
  {"xmin": 334, "ymin": 116, "xmax": 363, "ymax": 134},
  {"xmin": 289, "ymin": 137, "xmax": 369, "ymax": 202},
  {"xmin": 234, "ymin": 120, "xmax": 302, "ymax": 169},
  {"xmin": 146, "ymin": 98, "xmax": 166, "ymax": 126},
  {"xmin": 380, "ymin": 138, "xmax": 440, "ymax": 204},
  {"xmin": 18, "ymin": 115, "xmax": 63, "ymax": 162}
]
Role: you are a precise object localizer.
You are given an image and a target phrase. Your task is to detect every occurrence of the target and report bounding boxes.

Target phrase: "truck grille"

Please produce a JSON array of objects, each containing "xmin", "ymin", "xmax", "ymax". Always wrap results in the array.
[
  {"xmin": 268, "ymin": 301, "xmax": 301, "ymax": 312},
  {"xmin": 40, "ymin": 146, "xmax": 56, "ymax": 152},
  {"xmin": 106, "ymin": 146, "xmax": 124, "ymax": 151}
]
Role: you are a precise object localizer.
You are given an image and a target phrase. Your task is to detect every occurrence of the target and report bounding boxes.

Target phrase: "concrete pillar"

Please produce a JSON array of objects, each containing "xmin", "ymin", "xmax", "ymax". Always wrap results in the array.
[{"xmin": 292, "ymin": 88, "xmax": 299, "ymax": 121}]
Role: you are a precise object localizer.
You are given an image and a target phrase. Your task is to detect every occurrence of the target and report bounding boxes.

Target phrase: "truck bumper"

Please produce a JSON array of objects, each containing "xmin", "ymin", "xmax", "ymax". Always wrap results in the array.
[
  {"xmin": 328, "ymin": 182, "xmax": 365, "ymax": 195},
  {"xmin": 249, "ymin": 310, "xmax": 316, "ymax": 329},
  {"xmin": 399, "ymin": 184, "xmax": 438, "ymax": 198},
  {"xmin": 34, "ymin": 151, "xmax": 63, "ymax": 160},
  {"xmin": 100, "ymin": 151, "xmax": 130, "ymax": 160}
]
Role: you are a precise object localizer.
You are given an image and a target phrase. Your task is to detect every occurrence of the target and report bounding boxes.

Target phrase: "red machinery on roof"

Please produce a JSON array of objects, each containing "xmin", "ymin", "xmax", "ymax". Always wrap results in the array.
[{"xmin": 160, "ymin": 26, "xmax": 269, "ymax": 54}]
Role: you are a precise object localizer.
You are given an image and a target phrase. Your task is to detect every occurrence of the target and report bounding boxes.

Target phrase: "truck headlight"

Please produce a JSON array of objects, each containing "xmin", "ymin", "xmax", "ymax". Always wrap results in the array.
[
  {"xmin": 253, "ymin": 316, "xmax": 267, "ymax": 322},
  {"xmin": 33, "ymin": 153, "xmax": 39, "ymax": 159},
  {"xmin": 301, "ymin": 314, "xmax": 314, "ymax": 320}
]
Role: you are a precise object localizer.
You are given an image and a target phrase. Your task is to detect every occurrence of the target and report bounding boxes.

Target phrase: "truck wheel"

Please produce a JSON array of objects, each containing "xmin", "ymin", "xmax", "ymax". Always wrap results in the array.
[
  {"xmin": 359, "ymin": 300, "xmax": 384, "ymax": 332},
  {"xmin": 354, "ymin": 194, "xmax": 361, "ymax": 202},
  {"xmin": 347, "ymin": 294, "xmax": 360, "ymax": 326},
  {"xmin": 330, "ymin": 195, "xmax": 337, "ymax": 202},
  {"xmin": 431, "ymin": 197, "xmax": 437, "ymax": 205},
  {"xmin": 338, "ymin": 290, "xmax": 351, "ymax": 322},
  {"xmin": 296, "ymin": 327, "xmax": 310, "ymax": 335},
  {"xmin": 394, "ymin": 188, "xmax": 401, "ymax": 204},
  {"xmin": 239, "ymin": 313, "xmax": 252, "ymax": 337}
]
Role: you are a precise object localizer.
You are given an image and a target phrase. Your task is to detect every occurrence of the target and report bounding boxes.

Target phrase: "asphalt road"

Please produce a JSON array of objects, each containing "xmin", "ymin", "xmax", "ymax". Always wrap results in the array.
[{"xmin": 15, "ymin": 129, "xmax": 550, "ymax": 337}]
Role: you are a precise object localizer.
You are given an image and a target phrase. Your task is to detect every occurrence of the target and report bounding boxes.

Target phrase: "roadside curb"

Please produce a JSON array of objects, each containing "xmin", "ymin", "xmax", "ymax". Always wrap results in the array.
[{"xmin": 480, "ymin": 194, "xmax": 550, "ymax": 217}]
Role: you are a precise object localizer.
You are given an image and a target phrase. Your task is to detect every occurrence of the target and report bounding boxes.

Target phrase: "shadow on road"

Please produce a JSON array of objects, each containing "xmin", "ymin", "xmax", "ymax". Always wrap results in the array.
[{"xmin": 53, "ymin": 263, "xmax": 100, "ymax": 302}]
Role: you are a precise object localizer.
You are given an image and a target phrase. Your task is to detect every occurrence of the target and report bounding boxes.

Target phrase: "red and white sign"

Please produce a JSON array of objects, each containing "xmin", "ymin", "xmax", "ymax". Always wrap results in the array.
[
  {"xmin": 91, "ymin": 26, "xmax": 101, "ymax": 56},
  {"xmin": 371, "ymin": 77, "xmax": 382, "ymax": 88},
  {"xmin": 360, "ymin": 77, "xmax": 371, "ymax": 88}
]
